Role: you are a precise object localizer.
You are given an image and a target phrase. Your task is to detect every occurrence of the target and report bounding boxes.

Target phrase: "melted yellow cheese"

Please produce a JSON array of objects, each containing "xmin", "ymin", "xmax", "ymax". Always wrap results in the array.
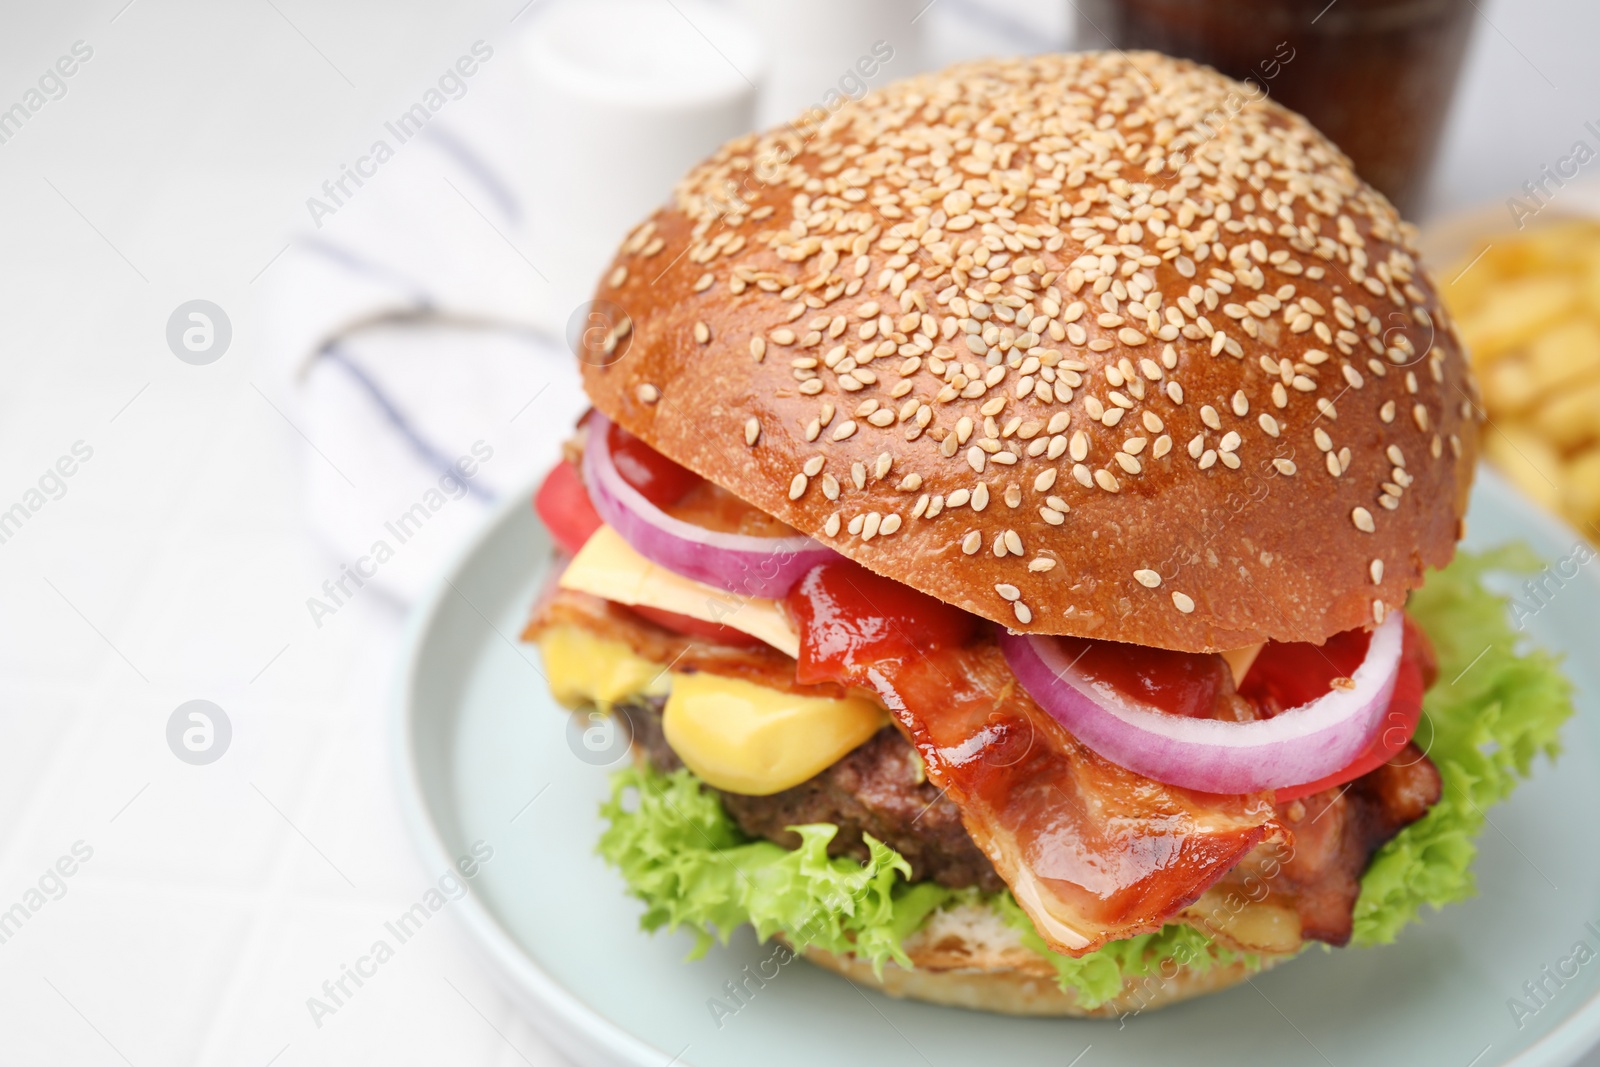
[
  {"xmin": 537, "ymin": 626, "xmax": 668, "ymax": 710},
  {"xmin": 535, "ymin": 623, "xmax": 886, "ymax": 795},
  {"xmin": 1221, "ymin": 643, "xmax": 1265, "ymax": 686},
  {"xmin": 557, "ymin": 525, "xmax": 799, "ymax": 657},
  {"xmin": 663, "ymin": 672, "xmax": 888, "ymax": 796}
]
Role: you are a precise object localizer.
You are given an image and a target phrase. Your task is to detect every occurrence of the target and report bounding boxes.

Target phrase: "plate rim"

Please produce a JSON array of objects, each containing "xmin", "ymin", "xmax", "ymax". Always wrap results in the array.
[
  {"xmin": 389, "ymin": 482, "xmax": 672, "ymax": 1067},
  {"xmin": 391, "ymin": 465, "xmax": 1600, "ymax": 1067}
]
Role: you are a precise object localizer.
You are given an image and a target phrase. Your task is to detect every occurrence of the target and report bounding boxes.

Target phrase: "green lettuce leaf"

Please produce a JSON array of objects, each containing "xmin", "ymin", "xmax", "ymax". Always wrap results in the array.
[
  {"xmin": 1352, "ymin": 545, "xmax": 1574, "ymax": 943},
  {"xmin": 993, "ymin": 893, "xmax": 1252, "ymax": 1010},
  {"xmin": 597, "ymin": 764, "xmax": 954, "ymax": 972},
  {"xmin": 596, "ymin": 546, "xmax": 1573, "ymax": 1005}
]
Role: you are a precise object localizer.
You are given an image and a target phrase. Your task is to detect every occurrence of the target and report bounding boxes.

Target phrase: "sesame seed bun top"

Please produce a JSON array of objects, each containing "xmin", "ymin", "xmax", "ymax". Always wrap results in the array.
[{"xmin": 577, "ymin": 51, "xmax": 1480, "ymax": 652}]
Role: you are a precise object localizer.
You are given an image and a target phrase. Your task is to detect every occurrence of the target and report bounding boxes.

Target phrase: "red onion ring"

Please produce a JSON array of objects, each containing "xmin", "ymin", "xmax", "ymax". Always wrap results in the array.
[
  {"xmin": 999, "ymin": 613, "xmax": 1404, "ymax": 794},
  {"xmin": 583, "ymin": 413, "xmax": 839, "ymax": 599}
]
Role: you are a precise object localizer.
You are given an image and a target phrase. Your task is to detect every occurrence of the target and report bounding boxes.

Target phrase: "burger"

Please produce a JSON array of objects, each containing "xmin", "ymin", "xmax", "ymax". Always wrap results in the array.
[{"xmin": 522, "ymin": 51, "xmax": 1572, "ymax": 1017}]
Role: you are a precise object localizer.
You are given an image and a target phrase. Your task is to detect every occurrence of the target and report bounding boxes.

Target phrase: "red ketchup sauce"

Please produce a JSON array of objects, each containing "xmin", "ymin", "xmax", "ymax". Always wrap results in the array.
[
  {"xmin": 1053, "ymin": 637, "xmax": 1227, "ymax": 720},
  {"xmin": 785, "ymin": 558, "xmax": 1276, "ymax": 947}
]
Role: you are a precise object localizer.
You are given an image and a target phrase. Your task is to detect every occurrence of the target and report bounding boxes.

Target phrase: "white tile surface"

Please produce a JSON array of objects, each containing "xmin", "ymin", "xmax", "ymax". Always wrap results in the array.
[{"xmin": 1, "ymin": 1, "xmax": 1598, "ymax": 1064}]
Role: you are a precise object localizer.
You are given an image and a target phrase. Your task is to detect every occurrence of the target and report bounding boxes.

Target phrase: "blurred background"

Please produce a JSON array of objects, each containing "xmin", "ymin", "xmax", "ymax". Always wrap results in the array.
[{"xmin": 1, "ymin": 0, "xmax": 1599, "ymax": 1063}]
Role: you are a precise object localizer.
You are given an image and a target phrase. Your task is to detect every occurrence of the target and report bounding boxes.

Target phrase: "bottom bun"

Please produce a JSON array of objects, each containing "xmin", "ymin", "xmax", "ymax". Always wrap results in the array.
[{"xmin": 795, "ymin": 901, "xmax": 1284, "ymax": 1018}]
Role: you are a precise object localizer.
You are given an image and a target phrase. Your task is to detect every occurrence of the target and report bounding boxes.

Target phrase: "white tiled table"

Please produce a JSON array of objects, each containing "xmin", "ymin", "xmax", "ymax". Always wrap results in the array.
[{"xmin": 0, "ymin": 1, "xmax": 1596, "ymax": 1064}]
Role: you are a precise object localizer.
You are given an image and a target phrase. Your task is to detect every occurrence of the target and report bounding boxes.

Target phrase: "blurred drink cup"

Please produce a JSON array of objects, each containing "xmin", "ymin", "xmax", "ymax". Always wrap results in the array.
[{"xmin": 1076, "ymin": 0, "xmax": 1475, "ymax": 216}]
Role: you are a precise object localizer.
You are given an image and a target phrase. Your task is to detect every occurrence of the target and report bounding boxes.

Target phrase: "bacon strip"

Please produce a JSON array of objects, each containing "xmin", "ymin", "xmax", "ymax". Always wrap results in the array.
[{"xmin": 857, "ymin": 645, "xmax": 1283, "ymax": 956}]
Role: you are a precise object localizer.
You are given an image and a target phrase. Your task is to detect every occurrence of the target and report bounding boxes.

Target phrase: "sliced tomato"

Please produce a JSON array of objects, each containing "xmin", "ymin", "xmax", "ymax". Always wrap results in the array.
[
  {"xmin": 626, "ymin": 603, "xmax": 767, "ymax": 649},
  {"xmin": 1270, "ymin": 619, "xmax": 1430, "ymax": 802},
  {"xmin": 534, "ymin": 460, "xmax": 602, "ymax": 555}
]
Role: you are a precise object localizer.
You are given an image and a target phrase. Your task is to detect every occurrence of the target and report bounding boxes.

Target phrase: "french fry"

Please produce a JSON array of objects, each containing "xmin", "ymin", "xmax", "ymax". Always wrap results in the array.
[
  {"xmin": 1480, "ymin": 354, "xmax": 1542, "ymax": 416},
  {"xmin": 1483, "ymin": 424, "xmax": 1563, "ymax": 512},
  {"xmin": 1525, "ymin": 317, "xmax": 1600, "ymax": 395},
  {"xmin": 1456, "ymin": 276, "xmax": 1580, "ymax": 363},
  {"xmin": 1540, "ymin": 378, "xmax": 1600, "ymax": 450},
  {"xmin": 1440, "ymin": 219, "xmax": 1600, "ymax": 544},
  {"xmin": 1562, "ymin": 446, "xmax": 1600, "ymax": 528}
]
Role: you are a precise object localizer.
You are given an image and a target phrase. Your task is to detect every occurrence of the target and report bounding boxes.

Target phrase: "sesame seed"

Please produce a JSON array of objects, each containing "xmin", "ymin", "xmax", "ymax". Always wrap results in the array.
[
  {"xmin": 636, "ymin": 383, "xmax": 660, "ymax": 404},
  {"xmin": 861, "ymin": 512, "xmax": 882, "ymax": 540},
  {"xmin": 1370, "ymin": 559, "xmax": 1384, "ymax": 583},
  {"xmin": 961, "ymin": 531, "xmax": 981, "ymax": 555},
  {"xmin": 824, "ymin": 513, "xmax": 841, "ymax": 537},
  {"xmin": 694, "ymin": 321, "xmax": 710, "ymax": 344},
  {"xmin": 972, "ymin": 482, "xmax": 991, "ymax": 510},
  {"xmin": 1171, "ymin": 591, "xmax": 1195, "ymax": 613},
  {"xmin": 1134, "ymin": 569, "xmax": 1161, "ymax": 588},
  {"xmin": 879, "ymin": 514, "xmax": 902, "ymax": 536},
  {"xmin": 1028, "ymin": 557, "xmax": 1056, "ymax": 572},
  {"xmin": 1273, "ymin": 458, "xmax": 1296, "ymax": 476},
  {"xmin": 745, "ymin": 418, "xmax": 761, "ymax": 447},
  {"xmin": 1352, "ymin": 507, "xmax": 1376, "ymax": 533},
  {"xmin": 996, "ymin": 583, "xmax": 1021, "ymax": 601},
  {"xmin": 789, "ymin": 474, "xmax": 808, "ymax": 500},
  {"xmin": 803, "ymin": 455, "xmax": 825, "ymax": 477},
  {"xmin": 1004, "ymin": 529, "xmax": 1023, "ymax": 555},
  {"xmin": 832, "ymin": 420, "xmax": 858, "ymax": 441},
  {"xmin": 1013, "ymin": 602, "xmax": 1033, "ymax": 625}
]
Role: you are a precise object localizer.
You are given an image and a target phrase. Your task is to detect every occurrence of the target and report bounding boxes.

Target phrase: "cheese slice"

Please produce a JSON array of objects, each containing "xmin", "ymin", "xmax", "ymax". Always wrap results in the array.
[
  {"xmin": 663, "ymin": 672, "xmax": 887, "ymax": 795},
  {"xmin": 535, "ymin": 621, "xmax": 886, "ymax": 795},
  {"xmin": 558, "ymin": 525, "xmax": 800, "ymax": 657},
  {"xmin": 537, "ymin": 625, "xmax": 669, "ymax": 711}
]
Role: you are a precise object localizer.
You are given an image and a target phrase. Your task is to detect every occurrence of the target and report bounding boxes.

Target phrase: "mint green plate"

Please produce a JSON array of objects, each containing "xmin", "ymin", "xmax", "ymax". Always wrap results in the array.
[{"xmin": 394, "ymin": 466, "xmax": 1600, "ymax": 1067}]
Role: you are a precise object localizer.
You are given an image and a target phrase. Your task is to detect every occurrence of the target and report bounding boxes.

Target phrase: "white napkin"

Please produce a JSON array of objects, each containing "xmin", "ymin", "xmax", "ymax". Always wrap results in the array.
[{"xmin": 259, "ymin": 35, "xmax": 591, "ymax": 606}]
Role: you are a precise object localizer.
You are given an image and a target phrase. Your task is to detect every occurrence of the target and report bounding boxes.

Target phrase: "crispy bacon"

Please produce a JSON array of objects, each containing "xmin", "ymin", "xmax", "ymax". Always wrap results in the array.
[{"xmin": 845, "ymin": 643, "xmax": 1284, "ymax": 956}]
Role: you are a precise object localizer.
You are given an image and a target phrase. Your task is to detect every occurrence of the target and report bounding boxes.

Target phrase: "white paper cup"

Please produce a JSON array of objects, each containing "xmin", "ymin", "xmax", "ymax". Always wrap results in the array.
[
  {"xmin": 520, "ymin": 0, "xmax": 762, "ymax": 325},
  {"xmin": 726, "ymin": 0, "xmax": 924, "ymax": 127}
]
